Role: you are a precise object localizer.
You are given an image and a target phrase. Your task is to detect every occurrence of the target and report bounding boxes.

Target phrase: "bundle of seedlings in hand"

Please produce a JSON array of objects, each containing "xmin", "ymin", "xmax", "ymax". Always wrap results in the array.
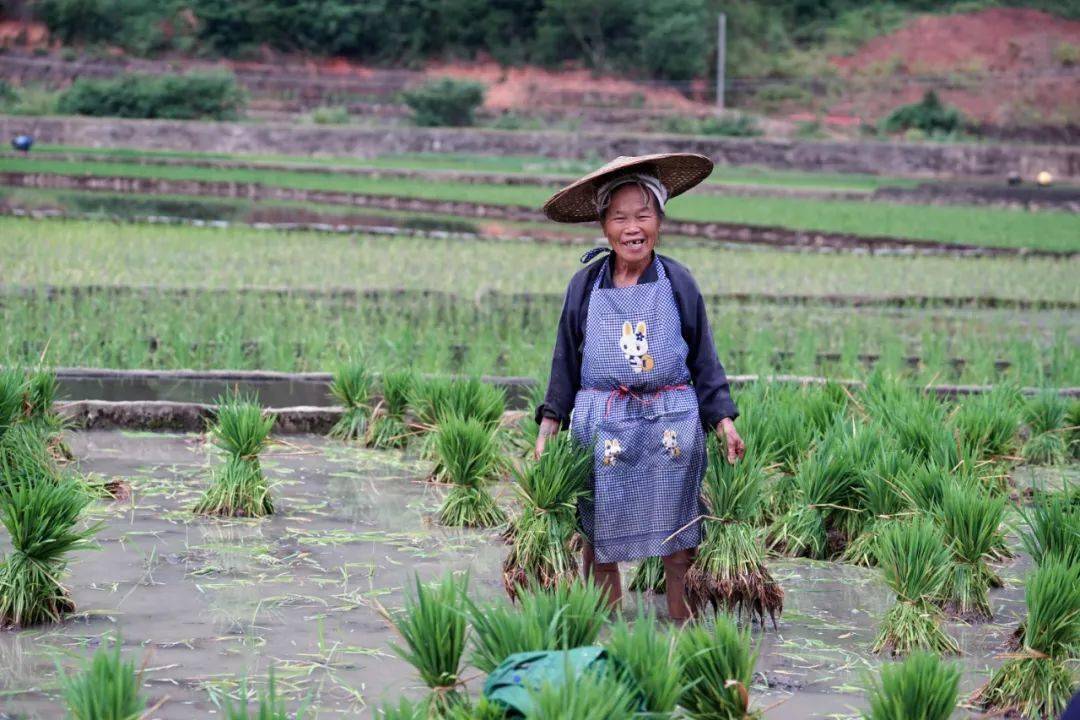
[
  {"xmin": 935, "ymin": 480, "xmax": 1006, "ymax": 620},
  {"xmin": 502, "ymin": 433, "xmax": 592, "ymax": 600},
  {"xmin": 767, "ymin": 419, "xmax": 872, "ymax": 560},
  {"xmin": 628, "ymin": 555, "xmax": 666, "ymax": 594},
  {"xmin": 327, "ymin": 359, "xmax": 373, "ymax": 441},
  {"xmin": 872, "ymin": 518, "xmax": 958, "ymax": 656},
  {"xmin": 950, "ymin": 384, "xmax": 1021, "ymax": 460},
  {"xmin": 435, "ymin": 415, "xmax": 507, "ymax": 528},
  {"xmin": 862, "ymin": 651, "xmax": 961, "ymax": 720},
  {"xmin": 606, "ymin": 607, "xmax": 683, "ymax": 715},
  {"xmin": 678, "ymin": 613, "xmax": 759, "ymax": 720},
  {"xmin": 224, "ymin": 668, "xmax": 306, "ymax": 720},
  {"xmin": 841, "ymin": 448, "xmax": 910, "ymax": 567},
  {"xmin": 1021, "ymin": 390, "xmax": 1069, "ymax": 465},
  {"xmin": 366, "ymin": 369, "xmax": 415, "ymax": 450},
  {"xmin": 971, "ymin": 559, "xmax": 1080, "ymax": 719},
  {"xmin": 1017, "ymin": 486, "xmax": 1080, "ymax": 569},
  {"xmin": 466, "ymin": 578, "xmax": 608, "ymax": 674},
  {"xmin": 687, "ymin": 437, "xmax": 782, "ymax": 627},
  {"xmin": 61, "ymin": 638, "xmax": 147, "ymax": 720},
  {"xmin": 382, "ymin": 572, "xmax": 469, "ymax": 714},
  {"xmin": 194, "ymin": 394, "xmax": 276, "ymax": 517},
  {"xmin": 0, "ymin": 477, "xmax": 99, "ymax": 628}
]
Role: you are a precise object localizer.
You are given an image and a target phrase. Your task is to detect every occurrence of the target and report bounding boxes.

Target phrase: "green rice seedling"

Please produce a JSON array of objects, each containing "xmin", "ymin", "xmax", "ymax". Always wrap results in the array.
[
  {"xmin": 1017, "ymin": 487, "xmax": 1080, "ymax": 569},
  {"xmin": 384, "ymin": 572, "xmax": 470, "ymax": 713},
  {"xmin": 510, "ymin": 381, "xmax": 546, "ymax": 458},
  {"xmin": 688, "ymin": 437, "xmax": 782, "ymax": 626},
  {"xmin": 409, "ymin": 376, "xmax": 456, "ymax": 458},
  {"xmin": 435, "ymin": 416, "xmax": 507, "ymax": 528},
  {"xmin": 0, "ymin": 478, "xmax": 99, "ymax": 627},
  {"xmin": 794, "ymin": 381, "xmax": 849, "ymax": 437},
  {"xmin": 327, "ymin": 359, "xmax": 373, "ymax": 441},
  {"xmin": 950, "ymin": 384, "xmax": 1021, "ymax": 460},
  {"xmin": 0, "ymin": 421, "xmax": 59, "ymax": 491},
  {"xmin": 1021, "ymin": 390, "xmax": 1069, "ymax": 465},
  {"xmin": 465, "ymin": 579, "xmax": 608, "ymax": 674},
  {"xmin": 416, "ymin": 377, "xmax": 507, "ymax": 464},
  {"xmin": 0, "ymin": 368, "xmax": 25, "ymax": 437},
  {"xmin": 1066, "ymin": 399, "xmax": 1080, "ymax": 460},
  {"xmin": 893, "ymin": 460, "xmax": 949, "ymax": 512},
  {"xmin": 527, "ymin": 667, "xmax": 640, "ymax": 720},
  {"xmin": 863, "ymin": 378, "xmax": 958, "ymax": 470},
  {"xmin": 628, "ymin": 555, "xmax": 666, "ymax": 594},
  {"xmin": 367, "ymin": 369, "xmax": 415, "ymax": 450},
  {"xmin": 678, "ymin": 614, "xmax": 759, "ymax": 720},
  {"xmin": 936, "ymin": 481, "xmax": 1006, "ymax": 620},
  {"xmin": 606, "ymin": 608, "xmax": 683, "ymax": 714},
  {"xmin": 841, "ymin": 450, "xmax": 911, "ymax": 567},
  {"xmin": 376, "ymin": 697, "xmax": 425, "ymax": 720},
  {"xmin": 194, "ymin": 394, "xmax": 276, "ymax": 517},
  {"xmin": 60, "ymin": 639, "xmax": 147, "ymax": 720},
  {"xmin": 442, "ymin": 698, "xmax": 507, "ymax": 720},
  {"xmin": 502, "ymin": 433, "xmax": 592, "ymax": 600},
  {"xmin": 971, "ymin": 559, "xmax": 1080, "ymax": 719},
  {"xmin": 862, "ymin": 651, "xmax": 961, "ymax": 720},
  {"xmin": 872, "ymin": 518, "xmax": 958, "ymax": 656},
  {"xmin": 21, "ymin": 368, "xmax": 73, "ymax": 460},
  {"xmin": 224, "ymin": 669, "xmax": 306, "ymax": 720}
]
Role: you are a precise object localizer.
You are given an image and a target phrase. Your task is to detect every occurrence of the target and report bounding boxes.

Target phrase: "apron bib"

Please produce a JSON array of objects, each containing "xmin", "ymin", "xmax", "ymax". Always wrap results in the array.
[{"xmin": 570, "ymin": 255, "xmax": 706, "ymax": 565}]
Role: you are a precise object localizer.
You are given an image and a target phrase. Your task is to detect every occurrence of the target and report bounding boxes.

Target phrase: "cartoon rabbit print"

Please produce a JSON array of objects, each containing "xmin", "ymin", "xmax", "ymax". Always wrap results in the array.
[
  {"xmin": 603, "ymin": 439, "xmax": 624, "ymax": 466},
  {"xmin": 620, "ymin": 321, "xmax": 655, "ymax": 373}
]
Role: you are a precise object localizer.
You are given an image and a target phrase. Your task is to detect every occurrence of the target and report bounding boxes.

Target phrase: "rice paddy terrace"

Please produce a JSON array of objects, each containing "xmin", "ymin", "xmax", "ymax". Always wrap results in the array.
[{"xmin": 0, "ymin": 143, "xmax": 1078, "ymax": 718}]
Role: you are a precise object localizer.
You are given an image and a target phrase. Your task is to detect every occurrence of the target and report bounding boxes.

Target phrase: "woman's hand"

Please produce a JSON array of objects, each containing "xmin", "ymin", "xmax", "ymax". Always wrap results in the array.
[
  {"xmin": 716, "ymin": 417, "xmax": 745, "ymax": 463},
  {"xmin": 535, "ymin": 417, "xmax": 561, "ymax": 459}
]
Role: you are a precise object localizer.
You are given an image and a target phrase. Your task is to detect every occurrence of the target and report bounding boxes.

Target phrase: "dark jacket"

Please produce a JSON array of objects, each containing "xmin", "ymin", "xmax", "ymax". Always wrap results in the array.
[{"xmin": 535, "ymin": 250, "xmax": 739, "ymax": 431}]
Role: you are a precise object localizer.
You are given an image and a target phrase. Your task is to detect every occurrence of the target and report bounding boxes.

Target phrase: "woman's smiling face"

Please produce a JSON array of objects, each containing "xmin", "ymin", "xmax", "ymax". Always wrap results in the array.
[{"xmin": 601, "ymin": 183, "xmax": 661, "ymax": 266}]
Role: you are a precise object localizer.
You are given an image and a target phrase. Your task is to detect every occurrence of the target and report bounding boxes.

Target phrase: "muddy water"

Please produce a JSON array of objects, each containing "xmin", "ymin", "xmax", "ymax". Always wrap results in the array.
[{"xmin": 0, "ymin": 431, "xmax": 1032, "ymax": 718}]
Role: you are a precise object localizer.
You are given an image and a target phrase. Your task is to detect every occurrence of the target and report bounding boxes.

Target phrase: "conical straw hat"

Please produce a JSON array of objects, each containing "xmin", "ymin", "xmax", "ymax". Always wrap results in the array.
[{"xmin": 542, "ymin": 152, "xmax": 714, "ymax": 223}]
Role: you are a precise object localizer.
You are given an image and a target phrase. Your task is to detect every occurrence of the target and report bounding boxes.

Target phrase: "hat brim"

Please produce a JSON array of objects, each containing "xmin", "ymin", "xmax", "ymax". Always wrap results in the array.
[{"xmin": 542, "ymin": 153, "xmax": 714, "ymax": 223}]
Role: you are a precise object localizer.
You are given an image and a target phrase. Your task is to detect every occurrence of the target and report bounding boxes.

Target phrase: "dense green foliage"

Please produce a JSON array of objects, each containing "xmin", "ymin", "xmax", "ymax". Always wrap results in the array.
[
  {"xmin": 402, "ymin": 78, "xmax": 486, "ymax": 127},
  {"xmin": 880, "ymin": 91, "xmax": 968, "ymax": 137},
  {"xmin": 56, "ymin": 72, "xmax": 245, "ymax": 120}
]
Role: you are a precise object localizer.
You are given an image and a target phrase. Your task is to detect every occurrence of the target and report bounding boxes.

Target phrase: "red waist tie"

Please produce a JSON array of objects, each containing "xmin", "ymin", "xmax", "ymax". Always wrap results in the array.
[{"xmin": 585, "ymin": 384, "xmax": 690, "ymax": 417}]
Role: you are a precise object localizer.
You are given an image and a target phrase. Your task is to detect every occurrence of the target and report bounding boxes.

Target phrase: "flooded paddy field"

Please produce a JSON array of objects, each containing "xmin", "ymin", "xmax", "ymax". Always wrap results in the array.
[{"xmin": 2, "ymin": 430, "xmax": 1069, "ymax": 719}]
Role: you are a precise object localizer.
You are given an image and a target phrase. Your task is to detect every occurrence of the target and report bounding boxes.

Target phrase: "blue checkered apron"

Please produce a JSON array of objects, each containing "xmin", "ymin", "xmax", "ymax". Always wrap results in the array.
[{"xmin": 570, "ymin": 255, "xmax": 706, "ymax": 565}]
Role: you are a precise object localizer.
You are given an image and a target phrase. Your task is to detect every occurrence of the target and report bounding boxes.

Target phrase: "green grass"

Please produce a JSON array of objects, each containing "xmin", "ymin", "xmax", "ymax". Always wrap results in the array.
[{"xmin": 3, "ymin": 156, "xmax": 1078, "ymax": 251}]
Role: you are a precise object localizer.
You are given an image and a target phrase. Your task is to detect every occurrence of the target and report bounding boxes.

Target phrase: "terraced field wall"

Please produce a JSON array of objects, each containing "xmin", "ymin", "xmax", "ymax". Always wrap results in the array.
[{"xmin": 3, "ymin": 115, "xmax": 1078, "ymax": 180}]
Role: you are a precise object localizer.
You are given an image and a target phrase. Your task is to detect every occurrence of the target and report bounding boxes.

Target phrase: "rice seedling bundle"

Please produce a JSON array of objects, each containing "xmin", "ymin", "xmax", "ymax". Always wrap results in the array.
[
  {"xmin": 605, "ymin": 608, "xmax": 683, "ymax": 715},
  {"xmin": 327, "ymin": 359, "xmax": 373, "ymax": 441},
  {"xmin": 1017, "ymin": 487, "xmax": 1080, "ymax": 569},
  {"xmin": 435, "ymin": 415, "xmax": 507, "ymax": 528},
  {"xmin": 0, "ymin": 478, "xmax": 99, "ymax": 627},
  {"xmin": 950, "ymin": 384, "xmax": 1021, "ymax": 460},
  {"xmin": 194, "ymin": 395, "xmax": 276, "ymax": 517},
  {"xmin": 61, "ymin": 640, "xmax": 147, "ymax": 720},
  {"xmin": 840, "ymin": 449, "xmax": 910, "ymax": 567},
  {"xmin": 687, "ymin": 437, "xmax": 782, "ymax": 626},
  {"xmin": 502, "ymin": 433, "xmax": 592, "ymax": 600},
  {"xmin": 527, "ymin": 667, "xmax": 641, "ymax": 720},
  {"xmin": 793, "ymin": 381, "xmax": 849, "ymax": 437},
  {"xmin": 0, "ymin": 368, "xmax": 24, "ymax": 436},
  {"xmin": 861, "ymin": 376, "xmax": 958, "ymax": 470},
  {"xmin": 678, "ymin": 614, "xmax": 759, "ymax": 720},
  {"xmin": 0, "ymin": 422, "xmax": 59, "ymax": 491},
  {"xmin": 1021, "ymin": 391, "xmax": 1069, "ymax": 465},
  {"xmin": 972, "ymin": 559, "xmax": 1080, "ymax": 719},
  {"xmin": 936, "ymin": 481, "xmax": 1006, "ymax": 620},
  {"xmin": 862, "ymin": 651, "xmax": 960, "ymax": 720},
  {"xmin": 467, "ymin": 579, "xmax": 608, "ymax": 674},
  {"xmin": 872, "ymin": 518, "xmax": 958, "ymax": 656},
  {"xmin": 367, "ymin": 369, "xmax": 415, "ymax": 450},
  {"xmin": 510, "ymin": 381, "xmax": 546, "ymax": 459},
  {"xmin": 628, "ymin": 555, "xmax": 666, "ymax": 594},
  {"xmin": 385, "ymin": 572, "xmax": 470, "ymax": 713},
  {"xmin": 415, "ymin": 377, "xmax": 507, "ymax": 465},
  {"xmin": 1066, "ymin": 399, "xmax": 1079, "ymax": 461}
]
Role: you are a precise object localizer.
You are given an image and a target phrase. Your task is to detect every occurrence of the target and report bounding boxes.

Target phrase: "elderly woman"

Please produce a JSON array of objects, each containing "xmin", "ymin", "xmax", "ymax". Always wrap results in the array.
[{"xmin": 533, "ymin": 153, "xmax": 745, "ymax": 622}]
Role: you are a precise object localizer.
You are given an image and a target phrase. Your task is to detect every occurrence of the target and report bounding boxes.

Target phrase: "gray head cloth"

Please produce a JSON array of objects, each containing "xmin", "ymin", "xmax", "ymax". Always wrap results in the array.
[{"xmin": 594, "ymin": 172, "xmax": 669, "ymax": 217}]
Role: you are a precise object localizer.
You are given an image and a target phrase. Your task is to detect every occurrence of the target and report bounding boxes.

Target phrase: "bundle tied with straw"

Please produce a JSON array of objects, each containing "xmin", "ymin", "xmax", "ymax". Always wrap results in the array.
[
  {"xmin": 328, "ymin": 359, "xmax": 373, "ymax": 441},
  {"xmin": 435, "ymin": 415, "xmax": 507, "ymax": 528},
  {"xmin": 872, "ymin": 518, "xmax": 959, "ymax": 656},
  {"xmin": 502, "ymin": 433, "xmax": 592, "ymax": 601},
  {"xmin": 862, "ymin": 651, "xmax": 961, "ymax": 720},
  {"xmin": 413, "ymin": 377, "xmax": 505, "ymax": 478},
  {"xmin": 840, "ymin": 449, "xmax": 910, "ymax": 567},
  {"xmin": 936, "ymin": 480, "xmax": 1006, "ymax": 621},
  {"xmin": 971, "ymin": 559, "xmax": 1080, "ymax": 719},
  {"xmin": 22, "ymin": 368, "xmax": 73, "ymax": 462},
  {"xmin": 194, "ymin": 394, "xmax": 276, "ymax": 517},
  {"xmin": 685, "ymin": 436, "xmax": 783, "ymax": 627}
]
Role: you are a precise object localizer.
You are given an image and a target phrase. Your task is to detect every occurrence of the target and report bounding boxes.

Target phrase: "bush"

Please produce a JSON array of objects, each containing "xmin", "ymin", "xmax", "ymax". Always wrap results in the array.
[
  {"xmin": 402, "ymin": 77, "xmax": 485, "ymax": 127},
  {"xmin": 306, "ymin": 105, "xmax": 350, "ymax": 125},
  {"xmin": 880, "ymin": 90, "xmax": 967, "ymax": 137},
  {"xmin": 658, "ymin": 113, "xmax": 762, "ymax": 137},
  {"xmin": 56, "ymin": 71, "xmax": 246, "ymax": 121}
]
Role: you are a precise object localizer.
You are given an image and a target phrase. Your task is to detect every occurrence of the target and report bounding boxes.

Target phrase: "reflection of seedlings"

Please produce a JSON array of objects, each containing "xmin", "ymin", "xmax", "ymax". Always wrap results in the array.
[
  {"xmin": 864, "ymin": 651, "xmax": 960, "ymax": 720},
  {"xmin": 435, "ymin": 417, "xmax": 506, "ymax": 528},
  {"xmin": 60, "ymin": 638, "xmax": 147, "ymax": 719},
  {"xmin": 328, "ymin": 360, "xmax": 373, "ymax": 442},
  {"xmin": 971, "ymin": 560, "xmax": 1080, "ymax": 719},
  {"xmin": 677, "ymin": 615, "xmax": 757, "ymax": 720},
  {"xmin": 366, "ymin": 370, "xmax": 414, "ymax": 450},
  {"xmin": 0, "ymin": 478, "xmax": 99, "ymax": 628},
  {"xmin": 871, "ymin": 519, "xmax": 958, "ymax": 656},
  {"xmin": 936, "ymin": 481, "xmax": 1005, "ymax": 621},
  {"xmin": 194, "ymin": 395, "xmax": 276, "ymax": 517}
]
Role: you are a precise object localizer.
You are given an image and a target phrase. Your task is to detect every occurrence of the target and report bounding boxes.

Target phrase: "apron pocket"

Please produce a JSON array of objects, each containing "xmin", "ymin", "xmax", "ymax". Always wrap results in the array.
[{"xmin": 648, "ymin": 408, "xmax": 700, "ymax": 470}]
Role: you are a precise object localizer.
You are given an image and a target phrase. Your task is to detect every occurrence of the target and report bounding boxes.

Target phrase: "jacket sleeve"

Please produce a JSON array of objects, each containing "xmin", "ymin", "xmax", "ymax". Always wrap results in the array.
[
  {"xmin": 666, "ymin": 259, "xmax": 739, "ymax": 429},
  {"xmin": 534, "ymin": 275, "xmax": 585, "ymax": 429}
]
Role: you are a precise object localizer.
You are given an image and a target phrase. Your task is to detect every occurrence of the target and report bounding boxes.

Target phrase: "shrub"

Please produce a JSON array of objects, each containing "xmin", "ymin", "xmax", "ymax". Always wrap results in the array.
[
  {"xmin": 402, "ymin": 77, "xmax": 485, "ymax": 127},
  {"xmin": 879, "ymin": 90, "xmax": 967, "ymax": 137},
  {"xmin": 57, "ymin": 71, "xmax": 246, "ymax": 121},
  {"xmin": 307, "ymin": 105, "xmax": 350, "ymax": 125},
  {"xmin": 658, "ymin": 113, "xmax": 762, "ymax": 137}
]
